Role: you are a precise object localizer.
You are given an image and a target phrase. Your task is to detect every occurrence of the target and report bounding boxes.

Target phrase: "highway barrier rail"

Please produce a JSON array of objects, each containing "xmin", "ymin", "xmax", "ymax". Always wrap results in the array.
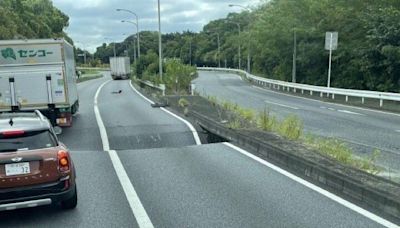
[{"xmin": 198, "ymin": 67, "xmax": 400, "ymax": 109}]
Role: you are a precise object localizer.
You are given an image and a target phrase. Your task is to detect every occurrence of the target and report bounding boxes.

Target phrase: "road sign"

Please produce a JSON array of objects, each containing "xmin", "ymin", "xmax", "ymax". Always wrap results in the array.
[
  {"xmin": 325, "ymin": 32, "xmax": 338, "ymax": 88},
  {"xmin": 325, "ymin": 32, "xmax": 338, "ymax": 50}
]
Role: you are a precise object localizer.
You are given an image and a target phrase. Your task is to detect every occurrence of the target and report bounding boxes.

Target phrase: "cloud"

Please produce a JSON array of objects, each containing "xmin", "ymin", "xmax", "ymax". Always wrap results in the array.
[{"xmin": 53, "ymin": 0, "xmax": 261, "ymax": 52}]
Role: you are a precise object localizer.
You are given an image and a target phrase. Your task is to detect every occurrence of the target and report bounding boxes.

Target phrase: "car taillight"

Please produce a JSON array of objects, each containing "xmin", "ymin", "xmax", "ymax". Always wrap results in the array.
[
  {"xmin": 2, "ymin": 130, "xmax": 25, "ymax": 138},
  {"xmin": 58, "ymin": 150, "xmax": 70, "ymax": 172}
]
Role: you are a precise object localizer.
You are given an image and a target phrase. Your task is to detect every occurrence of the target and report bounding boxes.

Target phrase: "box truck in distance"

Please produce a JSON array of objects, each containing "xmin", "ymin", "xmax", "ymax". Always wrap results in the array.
[
  {"xmin": 0, "ymin": 39, "xmax": 79, "ymax": 127},
  {"xmin": 110, "ymin": 56, "xmax": 131, "ymax": 80}
]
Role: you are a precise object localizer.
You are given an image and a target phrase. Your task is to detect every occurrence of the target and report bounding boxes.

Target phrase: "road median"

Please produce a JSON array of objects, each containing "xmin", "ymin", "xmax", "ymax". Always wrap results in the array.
[{"xmin": 163, "ymin": 95, "xmax": 400, "ymax": 224}]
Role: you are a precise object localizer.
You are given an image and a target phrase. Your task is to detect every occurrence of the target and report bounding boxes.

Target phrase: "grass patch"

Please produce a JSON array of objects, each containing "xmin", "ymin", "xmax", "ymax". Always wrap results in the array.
[
  {"xmin": 304, "ymin": 135, "xmax": 381, "ymax": 174},
  {"xmin": 277, "ymin": 115, "xmax": 303, "ymax": 140},
  {"xmin": 257, "ymin": 108, "xmax": 276, "ymax": 131},
  {"xmin": 80, "ymin": 69, "xmax": 100, "ymax": 75},
  {"xmin": 205, "ymin": 96, "xmax": 381, "ymax": 174}
]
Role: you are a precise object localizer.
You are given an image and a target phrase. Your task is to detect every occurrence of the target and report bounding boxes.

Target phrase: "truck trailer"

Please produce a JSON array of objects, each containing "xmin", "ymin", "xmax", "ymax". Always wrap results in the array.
[
  {"xmin": 0, "ymin": 39, "xmax": 79, "ymax": 127},
  {"xmin": 110, "ymin": 56, "xmax": 131, "ymax": 80}
]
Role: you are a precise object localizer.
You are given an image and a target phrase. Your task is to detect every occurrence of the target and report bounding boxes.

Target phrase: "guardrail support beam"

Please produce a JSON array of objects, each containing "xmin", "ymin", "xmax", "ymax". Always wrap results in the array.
[
  {"xmin": 362, "ymin": 97, "xmax": 365, "ymax": 104},
  {"xmin": 345, "ymin": 96, "xmax": 348, "ymax": 102},
  {"xmin": 380, "ymin": 99, "xmax": 383, "ymax": 107}
]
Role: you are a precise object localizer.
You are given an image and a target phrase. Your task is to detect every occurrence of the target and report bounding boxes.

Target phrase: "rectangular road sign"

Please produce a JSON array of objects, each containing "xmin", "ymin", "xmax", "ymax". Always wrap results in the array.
[{"xmin": 325, "ymin": 32, "xmax": 338, "ymax": 50}]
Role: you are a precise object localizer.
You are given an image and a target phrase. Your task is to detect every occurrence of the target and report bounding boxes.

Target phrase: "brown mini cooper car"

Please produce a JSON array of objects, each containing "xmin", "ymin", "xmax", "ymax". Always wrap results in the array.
[{"xmin": 0, "ymin": 111, "xmax": 77, "ymax": 211}]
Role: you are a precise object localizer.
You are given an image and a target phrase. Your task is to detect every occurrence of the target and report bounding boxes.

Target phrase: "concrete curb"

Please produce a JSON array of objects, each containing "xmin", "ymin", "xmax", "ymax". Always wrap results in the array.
[{"xmin": 190, "ymin": 110, "xmax": 400, "ymax": 223}]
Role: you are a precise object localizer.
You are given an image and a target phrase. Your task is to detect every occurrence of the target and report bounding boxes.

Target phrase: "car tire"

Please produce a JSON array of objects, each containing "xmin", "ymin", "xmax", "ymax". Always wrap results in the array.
[{"xmin": 61, "ymin": 186, "xmax": 78, "ymax": 209}]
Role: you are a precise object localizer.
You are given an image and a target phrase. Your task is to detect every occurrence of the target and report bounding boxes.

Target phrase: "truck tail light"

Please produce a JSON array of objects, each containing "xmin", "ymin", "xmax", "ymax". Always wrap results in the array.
[{"xmin": 58, "ymin": 150, "xmax": 70, "ymax": 172}]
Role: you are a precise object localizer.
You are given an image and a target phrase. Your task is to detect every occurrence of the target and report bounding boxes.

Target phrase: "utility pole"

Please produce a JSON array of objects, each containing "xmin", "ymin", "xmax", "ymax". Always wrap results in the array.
[
  {"xmin": 189, "ymin": 38, "xmax": 192, "ymax": 65},
  {"xmin": 158, "ymin": 0, "xmax": 163, "ymax": 80},
  {"xmin": 292, "ymin": 29, "xmax": 297, "ymax": 83}
]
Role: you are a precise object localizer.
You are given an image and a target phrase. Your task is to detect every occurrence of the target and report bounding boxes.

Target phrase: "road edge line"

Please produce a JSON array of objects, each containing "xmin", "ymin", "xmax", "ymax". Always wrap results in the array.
[
  {"xmin": 129, "ymin": 81, "xmax": 202, "ymax": 145},
  {"xmin": 94, "ymin": 80, "xmax": 154, "ymax": 228},
  {"xmin": 223, "ymin": 142, "xmax": 399, "ymax": 228},
  {"xmin": 251, "ymin": 85, "xmax": 400, "ymax": 118}
]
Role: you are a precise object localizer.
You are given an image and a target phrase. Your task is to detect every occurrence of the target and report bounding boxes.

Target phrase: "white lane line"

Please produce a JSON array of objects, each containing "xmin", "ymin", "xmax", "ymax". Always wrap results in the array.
[
  {"xmin": 264, "ymin": 100, "xmax": 299, "ymax": 110},
  {"xmin": 223, "ymin": 142, "xmax": 399, "ymax": 228},
  {"xmin": 396, "ymin": 130, "xmax": 400, "ymax": 133},
  {"xmin": 94, "ymin": 80, "xmax": 154, "ymax": 228},
  {"xmin": 252, "ymin": 85, "xmax": 400, "ymax": 118},
  {"xmin": 129, "ymin": 81, "xmax": 202, "ymax": 145},
  {"xmin": 236, "ymin": 75, "xmax": 243, "ymax": 81},
  {"xmin": 338, "ymin": 110, "xmax": 365, "ymax": 116}
]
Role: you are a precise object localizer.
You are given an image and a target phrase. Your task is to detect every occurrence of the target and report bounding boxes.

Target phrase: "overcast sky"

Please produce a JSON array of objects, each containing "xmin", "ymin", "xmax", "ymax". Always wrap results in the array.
[{"xmin": 52, "ymin": 0, "xmax": 261, "ymax": 52}]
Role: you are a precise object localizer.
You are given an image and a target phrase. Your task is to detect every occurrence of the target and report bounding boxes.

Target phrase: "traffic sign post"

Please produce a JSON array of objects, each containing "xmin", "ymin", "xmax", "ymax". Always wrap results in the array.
[{"xmin": 325, "ymin": 32, "xmax": 338, "ymax": 88}]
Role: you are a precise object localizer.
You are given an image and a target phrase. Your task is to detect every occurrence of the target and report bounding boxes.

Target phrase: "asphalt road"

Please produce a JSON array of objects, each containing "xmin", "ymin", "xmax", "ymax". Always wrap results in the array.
[
  {"xmin": 0, "ymin": 73, "xmax": 392, "ymax": 227},
  {"xmin": 194, "ymin": 71, "xmax": 400, "ymax": 173}
]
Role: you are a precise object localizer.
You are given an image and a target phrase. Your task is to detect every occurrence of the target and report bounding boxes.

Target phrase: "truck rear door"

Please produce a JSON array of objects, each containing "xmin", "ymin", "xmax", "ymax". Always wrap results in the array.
[{"xmin": 0, "ymin": 66, "xmax": 66, "ymax": 110}]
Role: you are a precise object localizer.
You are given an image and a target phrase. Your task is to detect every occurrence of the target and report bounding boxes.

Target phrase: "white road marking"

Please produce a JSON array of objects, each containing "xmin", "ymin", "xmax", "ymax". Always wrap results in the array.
[
  {"xmin": 94, "ymin": 80, "xmax": 154, "ymax": 228},
  {"xmin": 252, "ymin": 85, "xmax": 400, "ymax": 118},
  {"xmin": 129, "ymin": 81, "xmax": 202, "ymax": 145},
  {"xmin": 264, "ymin": 100, "xmax": 299, "ymax": 110},
  {"xmin": 338, "ymin": 110, "xmax": 365, "ymax": 116},
  {"xmin": 223, "ymin": 142, "xmax": 399, "ymax": 228},
  {"xmin": 236, "ymin": 75, "xmax": 243, "ymax": 81},
  {"xmin": 396, "ymin": 130, "xmax": 400, "ymax": 133}
]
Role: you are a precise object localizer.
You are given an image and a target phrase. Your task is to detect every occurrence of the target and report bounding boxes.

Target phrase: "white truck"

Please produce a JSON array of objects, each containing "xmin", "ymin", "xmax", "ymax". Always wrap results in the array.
[
  {"xmin": 0, "ymin": 39, "xmax": 79, "ymax": 127},
  {"xmin": 110, "ymin": 56, "xmax": 131, "ymax": 80}
]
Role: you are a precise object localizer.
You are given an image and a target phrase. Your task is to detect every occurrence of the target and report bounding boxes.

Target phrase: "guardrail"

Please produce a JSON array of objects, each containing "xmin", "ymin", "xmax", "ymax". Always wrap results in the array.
[
  {"xmin": 136, "ymin": 79, "xmax": 166, "ymax": 96},
  {"xmin": 198, "ymin": 67, "xmax": 400, "ymax": 108}
]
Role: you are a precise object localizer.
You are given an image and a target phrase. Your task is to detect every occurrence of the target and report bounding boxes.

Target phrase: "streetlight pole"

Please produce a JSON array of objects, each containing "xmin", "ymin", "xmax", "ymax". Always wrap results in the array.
[
  {"xmin": 189, "ymin": 38, "xmax": 192, "ymax": 65},
  {"xmin": 158, "ymin": 0, "xmax": 163, "ymax": 80},
  {"xmin": 229, "ymin": 4, "xmax": 252, "ymax": 73},
  {"xmin": 292, "ymin": 29, "xmax": 297, "ymax": 83},
  {"xmin": 121, "ymin": 20, "xmax": 139, "ymax": 62},
  {"xmin": 225, "ymin": 20, "xmax": 241, "ymax": 69},
  {"xmin": 116, "ymin": 9, "xmax": 140, "ymax": 58}
]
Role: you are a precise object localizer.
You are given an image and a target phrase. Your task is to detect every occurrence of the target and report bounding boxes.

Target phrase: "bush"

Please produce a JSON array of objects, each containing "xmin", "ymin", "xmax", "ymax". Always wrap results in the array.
[
  {"xmin": 278, "ymin": 115, "xmax": 303, "ymax": 140},
  {"xmin": 178, "ymin": 98, "xmax": 190, "ymax": 108},
  {"xmin": 257, "ymin": 108, "xmax": 276, "ymax": 131}
]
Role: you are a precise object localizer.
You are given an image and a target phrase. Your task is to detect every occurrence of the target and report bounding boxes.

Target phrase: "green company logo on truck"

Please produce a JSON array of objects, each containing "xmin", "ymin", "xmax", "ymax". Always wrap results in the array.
[
  {"xmin": 1, "ymin": 47, "xmax": 54, "ymax": 60},
  {"xmin": 1, "ymin": 48, "xmax": 16, "ymax": 60}
]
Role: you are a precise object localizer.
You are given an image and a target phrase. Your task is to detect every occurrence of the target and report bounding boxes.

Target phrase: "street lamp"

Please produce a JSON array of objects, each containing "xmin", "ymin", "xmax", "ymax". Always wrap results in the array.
[
  {"xmin": 121, "ymin": 20, "xmax": 139, "ymax": 62},
  {"xmin": 116, "ymin": 9, "xmax": 141, "ymax": 58},
  {"xmin": 229, "ymin": 4, "xmax": 252, "ymax": 72},
  {"xmin": 157, "ymin": 0, "xmax": 163, "ymax": 80},
  {"xmin": 225, "ymin": 20, "xmax": 241, "ymax": 69},
  {"xmin": 205, "ymin": 30, "xmax": 221, "ymax": 68}
]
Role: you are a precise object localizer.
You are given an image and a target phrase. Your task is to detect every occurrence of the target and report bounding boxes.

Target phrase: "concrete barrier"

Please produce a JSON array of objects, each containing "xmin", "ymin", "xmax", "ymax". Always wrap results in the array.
[{"xmin": 190, "ymin": 110, "xmax": 400, "ymax": 223}]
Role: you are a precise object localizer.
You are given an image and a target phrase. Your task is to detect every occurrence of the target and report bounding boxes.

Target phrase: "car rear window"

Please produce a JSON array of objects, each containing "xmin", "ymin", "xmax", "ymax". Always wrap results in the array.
[{"xmin": 0, "ymin": 130, "xmax": 57, "ymax": 152}]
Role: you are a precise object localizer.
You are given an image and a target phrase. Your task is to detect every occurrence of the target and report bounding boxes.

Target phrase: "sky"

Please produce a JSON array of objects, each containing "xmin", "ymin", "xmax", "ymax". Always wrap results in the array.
[{"xmin": 52, "ymin": 0, "xmax": 261, "ymax": 53}]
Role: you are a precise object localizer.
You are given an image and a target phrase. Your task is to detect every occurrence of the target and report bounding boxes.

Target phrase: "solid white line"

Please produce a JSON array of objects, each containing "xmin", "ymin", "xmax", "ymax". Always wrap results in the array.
[
  {"xmin": 252, "ymin": 85, "xmax": 400, "ymax": 118},
  {"xmin": 265, "ymin": 100, "xmax": 299, "ymax": 110},
  {"xmin": 338, "ymin": 109, "xmax": 365, "ymax": 116},
  {"xmin": 94, "ymin": 80, "xmax": 154, "ymax": 228},
  {"xmin": 94, "ymin": 80, "xmax": 112, "ymax": 151},
  {"xmin": 396, "ymin": 130, "xmax": 400, "ymax": 133},
  {"xmin": 129, "ymin": 81, "xmax": 202, "ymax": 145},
  {"xmin": 223, "ymin": 142, "xmax": 399, "ymax": 228}
]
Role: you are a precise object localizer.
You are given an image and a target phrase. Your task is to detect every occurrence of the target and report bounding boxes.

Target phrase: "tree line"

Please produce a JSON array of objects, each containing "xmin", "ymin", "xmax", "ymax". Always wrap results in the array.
[
  {"xmin": 1, "ymin": 0, "xmax": 398, "ymax": 92},
  {"xmin": 0, "ymin": 0, "xmax": 71, "ymax": 42},
  {"xmin": 94, "ymin": 0, "xmax": 400, "ymax": 92}
]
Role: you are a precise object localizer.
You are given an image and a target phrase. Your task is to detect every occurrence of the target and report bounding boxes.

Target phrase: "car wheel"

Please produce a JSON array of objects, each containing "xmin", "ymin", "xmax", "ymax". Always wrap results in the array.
[{"xmin": 61, "ymin": 186, "xmax": 78, "ymax": 209}]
